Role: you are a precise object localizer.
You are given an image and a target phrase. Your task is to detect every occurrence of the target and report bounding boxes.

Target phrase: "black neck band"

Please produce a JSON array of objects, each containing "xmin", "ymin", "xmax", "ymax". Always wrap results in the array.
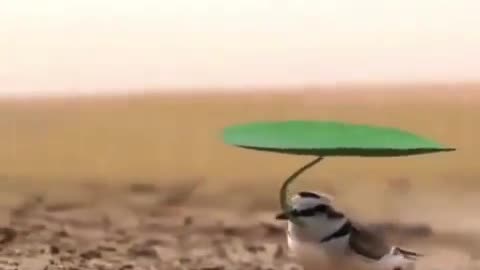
[{"xmin": 321, "ymin": 221, "xmax": 352, "ymax": 242}]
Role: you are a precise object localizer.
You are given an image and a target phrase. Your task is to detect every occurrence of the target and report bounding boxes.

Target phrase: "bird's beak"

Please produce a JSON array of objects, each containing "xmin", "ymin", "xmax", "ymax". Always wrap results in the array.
[{"xmin": 275, "ymin": 211, "xmax": 289, "ymax": 220}]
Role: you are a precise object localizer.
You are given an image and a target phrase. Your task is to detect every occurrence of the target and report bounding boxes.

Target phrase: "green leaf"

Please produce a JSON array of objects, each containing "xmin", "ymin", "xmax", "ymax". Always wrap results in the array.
[{"xmin": 223, "ymin": 120, "xmax": 455, "ymax": 157}]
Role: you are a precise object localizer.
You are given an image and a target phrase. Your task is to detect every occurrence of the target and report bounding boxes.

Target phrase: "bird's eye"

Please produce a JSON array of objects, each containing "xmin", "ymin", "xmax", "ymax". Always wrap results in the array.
[
  {"xmin": 295, "ymin": 205, "xmax": 327, "ymax": 217},
  {"xmin": 325, "ymin": 206, "xmax": 344, "ymax": 218},
  {"xmin": 290, "ymin": 208, "xmax": 313, "ymax": 217},
  {"xmin": 314, "ymin": 204, "xmax": 327, "ymax": 212},
  {"xmin": 298, "ymin": 208, "xmax": 316, "ymax": 216}
]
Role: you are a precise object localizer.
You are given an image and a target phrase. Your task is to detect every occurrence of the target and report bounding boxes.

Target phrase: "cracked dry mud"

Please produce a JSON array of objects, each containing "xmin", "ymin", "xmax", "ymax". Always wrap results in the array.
[{"xmin": 0, "ymin": 183, "xmax": 478, "ymax": 270}]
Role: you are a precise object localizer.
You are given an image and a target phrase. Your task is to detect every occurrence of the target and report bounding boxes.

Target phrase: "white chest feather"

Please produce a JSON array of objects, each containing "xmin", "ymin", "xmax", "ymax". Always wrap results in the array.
[
  {"xmin": 287, "ymin": 233, "xmax": 349, "ymax": 256},
  {"xmin": 286, "ymin": 232, "xmax": 416, "ymax": 270}
]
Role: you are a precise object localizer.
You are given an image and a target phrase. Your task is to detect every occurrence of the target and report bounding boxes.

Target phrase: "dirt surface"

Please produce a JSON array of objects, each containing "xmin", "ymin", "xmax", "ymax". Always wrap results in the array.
[{"xmin": 0, "ymin": 182, "xmax": 478, "ymax": 270}]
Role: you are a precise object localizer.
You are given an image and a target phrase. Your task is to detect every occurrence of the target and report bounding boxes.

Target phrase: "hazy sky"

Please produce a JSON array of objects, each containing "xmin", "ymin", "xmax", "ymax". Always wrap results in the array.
[{"xmin": 2, "ymin": 0, "xmax": 480, "ymax": 96}]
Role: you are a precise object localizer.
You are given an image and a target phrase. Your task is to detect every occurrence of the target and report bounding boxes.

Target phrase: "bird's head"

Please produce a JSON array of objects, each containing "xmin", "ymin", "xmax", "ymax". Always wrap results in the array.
[{"xmin": 275, "ymin": 191, "xmax": 344, "ymax": 223}]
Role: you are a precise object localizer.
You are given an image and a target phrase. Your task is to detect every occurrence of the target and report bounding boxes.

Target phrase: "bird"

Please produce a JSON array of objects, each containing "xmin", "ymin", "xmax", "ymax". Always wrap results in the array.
[{"xmin": 275, "ymin": 191, "xmax": 422, "ymax": 270}]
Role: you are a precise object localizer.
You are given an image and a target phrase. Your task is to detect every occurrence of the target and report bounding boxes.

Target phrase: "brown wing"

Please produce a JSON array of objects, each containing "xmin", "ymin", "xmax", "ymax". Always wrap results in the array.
[{"xmin": 348, "ymin": 222, "xmax": 392, "ymax": 260}]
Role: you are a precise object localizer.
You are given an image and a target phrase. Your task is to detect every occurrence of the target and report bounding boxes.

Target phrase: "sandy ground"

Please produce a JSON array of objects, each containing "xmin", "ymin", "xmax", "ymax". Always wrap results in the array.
[
  {"xmin": 0, "ymin": 89, "xmax": 476, "ymax": 269},
  {"xmin": 0, "ymin": 182, "xmax": 477, "ymax": 270}
]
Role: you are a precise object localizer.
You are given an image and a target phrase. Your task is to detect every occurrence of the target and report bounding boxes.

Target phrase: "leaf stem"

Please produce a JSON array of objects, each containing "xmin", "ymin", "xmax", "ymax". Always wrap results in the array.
[{"xmin": 280, "ymin": 156, "xmax": 324, "ymax": 225}]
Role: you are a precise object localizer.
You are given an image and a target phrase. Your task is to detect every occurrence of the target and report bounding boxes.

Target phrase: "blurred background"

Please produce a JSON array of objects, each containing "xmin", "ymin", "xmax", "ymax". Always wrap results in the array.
[{"xmin": 1, "ymin": 2, "xmax": 480, "ymax": 266}]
